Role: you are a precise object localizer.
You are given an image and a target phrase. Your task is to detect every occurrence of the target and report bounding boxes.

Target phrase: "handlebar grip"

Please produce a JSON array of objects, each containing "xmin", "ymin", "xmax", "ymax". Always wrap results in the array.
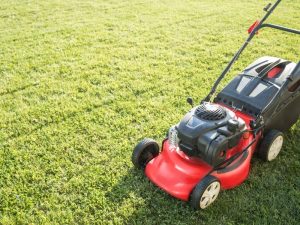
[{"xmin": 263, "ymin": 3, "xmax": 272, "ymax": 12}]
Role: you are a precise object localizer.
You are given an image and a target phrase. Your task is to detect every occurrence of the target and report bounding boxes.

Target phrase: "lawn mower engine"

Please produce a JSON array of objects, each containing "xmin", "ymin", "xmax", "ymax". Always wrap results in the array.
[{"xmin": 173, "ymin": 102, "xmax": 246, "ymax": 167}]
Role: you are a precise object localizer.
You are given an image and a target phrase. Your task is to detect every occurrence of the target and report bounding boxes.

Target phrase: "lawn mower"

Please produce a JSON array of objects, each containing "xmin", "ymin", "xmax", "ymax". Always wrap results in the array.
[{"xmin": 131, "ymin": 0, "xmax": 300, "ymax": 209}]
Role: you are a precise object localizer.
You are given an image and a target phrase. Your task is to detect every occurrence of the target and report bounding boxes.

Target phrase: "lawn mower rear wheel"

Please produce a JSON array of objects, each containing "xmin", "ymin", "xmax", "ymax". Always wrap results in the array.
[{"xmin": 258, "ymin": 130, "xmax": 284, "ymax": 162}]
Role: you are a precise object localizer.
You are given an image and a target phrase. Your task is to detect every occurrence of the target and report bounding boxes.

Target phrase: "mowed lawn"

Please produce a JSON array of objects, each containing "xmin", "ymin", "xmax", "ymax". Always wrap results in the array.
[{"xmin": 0, "ymin": 0, "xmax": 299, "ymax": 224}]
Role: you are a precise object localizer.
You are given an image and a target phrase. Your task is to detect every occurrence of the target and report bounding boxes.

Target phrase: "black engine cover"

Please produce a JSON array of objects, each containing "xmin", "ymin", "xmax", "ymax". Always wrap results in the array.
[{"xmin": 176, "ymin": 103, "xmax": 245, "ymax": 166}]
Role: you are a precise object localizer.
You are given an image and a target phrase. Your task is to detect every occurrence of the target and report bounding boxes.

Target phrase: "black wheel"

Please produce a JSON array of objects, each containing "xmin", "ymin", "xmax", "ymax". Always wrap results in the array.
[
  {"xmin": 190, "ymin": 175, "xmax": 221, "ymax": 210},
  {"xmin": 258, "ymin": 130, "xmax": 284, "ymax": 162},
  {"xmin": 132, "ymin": 138, "xmax": 159, "ymax": 169}
]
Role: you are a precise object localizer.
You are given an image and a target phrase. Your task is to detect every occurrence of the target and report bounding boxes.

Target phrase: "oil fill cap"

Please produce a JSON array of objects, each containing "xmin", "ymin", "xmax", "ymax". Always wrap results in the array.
[{"xmin": 228, "ymin": 119, "xmax": 239, "ymax": 132}]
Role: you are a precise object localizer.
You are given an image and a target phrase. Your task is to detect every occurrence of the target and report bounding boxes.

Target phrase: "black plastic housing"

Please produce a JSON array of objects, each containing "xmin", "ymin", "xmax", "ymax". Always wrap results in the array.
[{"xmin": 215, "ymin": 56, "xmax": 300, "ymax": 132}]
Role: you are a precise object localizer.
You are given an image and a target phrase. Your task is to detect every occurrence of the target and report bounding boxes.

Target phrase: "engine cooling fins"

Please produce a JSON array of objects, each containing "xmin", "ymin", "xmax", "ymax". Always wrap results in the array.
[{"xmin": 195, "ymin": 103, "xmax": 227, "ymax": 121}]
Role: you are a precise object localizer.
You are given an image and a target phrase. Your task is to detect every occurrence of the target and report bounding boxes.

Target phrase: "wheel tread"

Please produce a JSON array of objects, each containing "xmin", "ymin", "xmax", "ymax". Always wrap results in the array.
[
  {"xmin": 190, "ymin": 175, "xmax": 220, "ymax": 209},
  {"xmin": 132, "ymin": 138, "xmax": 159, "ymax": 169}
]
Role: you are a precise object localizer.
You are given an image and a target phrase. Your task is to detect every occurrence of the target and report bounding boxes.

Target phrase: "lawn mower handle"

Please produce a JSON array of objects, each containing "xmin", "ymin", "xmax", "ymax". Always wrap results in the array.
[{"xmin": 202, "ymin": 0, "xmax": 299, "ymax": 103}]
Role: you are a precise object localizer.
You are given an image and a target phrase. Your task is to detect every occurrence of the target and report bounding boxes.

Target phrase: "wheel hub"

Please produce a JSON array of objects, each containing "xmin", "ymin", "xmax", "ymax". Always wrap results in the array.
[
  {"xmin": 268, "ymin": 136, "xmax": 283, "ymax": 161},
  {"xmin": 200, "ymin": 182, "xmax": 220, "ymax": 209}
]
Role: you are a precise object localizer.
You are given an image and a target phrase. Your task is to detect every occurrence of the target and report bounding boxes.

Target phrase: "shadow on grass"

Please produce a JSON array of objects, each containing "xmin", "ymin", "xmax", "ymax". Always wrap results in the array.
[
  {"xmin": 104, "ymin": 165, "xmax": 276, "ymax": 224},
  {"xmin": 104, "ymin": 167, "xmax": 209, "ymax": 224},
  {"xmin": 3, "ymin": 103, "xmax": 103, "ymax": 143}
]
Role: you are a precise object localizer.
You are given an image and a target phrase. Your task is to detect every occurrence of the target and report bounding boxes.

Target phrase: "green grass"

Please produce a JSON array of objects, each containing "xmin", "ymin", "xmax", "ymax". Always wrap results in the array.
[{"xmin": 0, "ymin": 0, "xmax": 299, "ymax": 224}]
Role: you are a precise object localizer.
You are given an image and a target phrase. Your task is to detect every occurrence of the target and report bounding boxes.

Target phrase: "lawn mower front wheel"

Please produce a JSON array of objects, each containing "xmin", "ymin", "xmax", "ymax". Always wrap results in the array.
[
  {"xmin": 132, "ymin": 138, "xmax": 159, "ymax": 169},
  {"xmin": 190, "ymin": 175, "xmax": 221, "ymax": 210}
]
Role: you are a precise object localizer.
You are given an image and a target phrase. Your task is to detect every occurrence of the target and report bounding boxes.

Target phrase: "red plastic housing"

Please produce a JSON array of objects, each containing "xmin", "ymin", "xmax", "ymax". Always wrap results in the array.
[{"xmin": 145, "ymin": 106, "xmax": 261, "ymax": 201}]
